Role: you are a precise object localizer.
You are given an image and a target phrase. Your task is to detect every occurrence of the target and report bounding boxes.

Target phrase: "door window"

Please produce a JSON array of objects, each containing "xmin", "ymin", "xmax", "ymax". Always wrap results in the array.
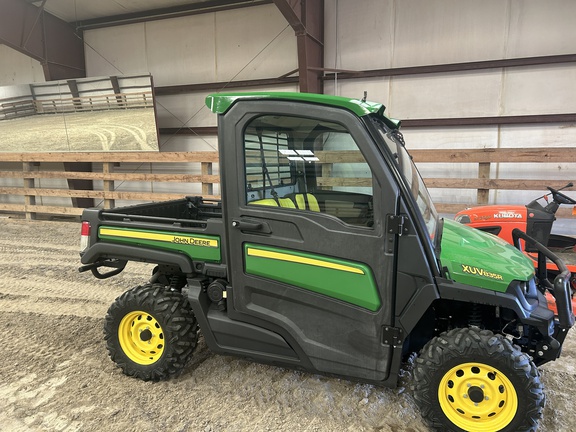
[{"xmin": 244, "ymin": 115, "xmax": 374, "ymax": 227}]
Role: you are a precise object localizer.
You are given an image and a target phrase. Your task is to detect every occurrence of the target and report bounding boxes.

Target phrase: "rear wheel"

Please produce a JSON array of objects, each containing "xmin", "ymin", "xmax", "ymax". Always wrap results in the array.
[
  {"xmin": 413, "ymin": 327, "xmax": 544, "ymax": 431},
  {"xmin": 104, "ymin": 283, "xmax": 198, "ymax": 381}
]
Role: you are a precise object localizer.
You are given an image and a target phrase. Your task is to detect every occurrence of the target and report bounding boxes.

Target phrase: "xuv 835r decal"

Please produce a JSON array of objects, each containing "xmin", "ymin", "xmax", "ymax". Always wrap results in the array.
[
  {"xmin": 244, "ymin": 244, "xmax": 380, "ymax": 311},
  {"xmin": 99, "ymin": 227, "xmax": 221, "ymax": 262},
  {"xmin": 461, "ymin": 264, "xmax": 504, "ymax": 281}
]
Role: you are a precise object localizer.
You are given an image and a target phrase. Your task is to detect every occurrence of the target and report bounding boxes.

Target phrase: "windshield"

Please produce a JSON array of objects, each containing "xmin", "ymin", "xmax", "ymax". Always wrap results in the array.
[{"xmin": 370, "ymin": 117, "xmax": 439, "ymax": 239}]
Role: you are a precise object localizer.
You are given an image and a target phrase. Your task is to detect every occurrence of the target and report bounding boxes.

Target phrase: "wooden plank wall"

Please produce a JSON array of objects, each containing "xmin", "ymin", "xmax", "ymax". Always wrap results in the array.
[{"xmin": 0, "ymin": 148, "xmax": 574, "ymax": 219}]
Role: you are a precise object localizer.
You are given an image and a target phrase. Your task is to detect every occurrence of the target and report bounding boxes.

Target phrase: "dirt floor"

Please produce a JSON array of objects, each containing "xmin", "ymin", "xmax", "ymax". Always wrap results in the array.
[
  {"xmin": 0, "ymin": 108, "xmax": 158, "ymax": 152},
  {"xmin": 1, "ymin": 218, "xmax": 576, "ymax": 432}
]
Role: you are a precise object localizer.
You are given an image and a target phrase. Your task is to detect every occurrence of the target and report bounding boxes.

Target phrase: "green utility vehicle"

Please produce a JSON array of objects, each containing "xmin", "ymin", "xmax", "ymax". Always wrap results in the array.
[{"xmin": 79, "ymin": 92, "xmax": 574, "ymax": 431}]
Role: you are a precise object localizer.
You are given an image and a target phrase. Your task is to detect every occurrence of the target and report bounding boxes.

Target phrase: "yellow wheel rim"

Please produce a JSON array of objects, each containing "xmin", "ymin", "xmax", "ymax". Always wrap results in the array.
[
  {"xmin": 118, "ymin": 310, "xmax": 165, "ymax": 365},
  {"xmin": 438, "ymin": 362, "xmax": 518, "ymax": 432}
]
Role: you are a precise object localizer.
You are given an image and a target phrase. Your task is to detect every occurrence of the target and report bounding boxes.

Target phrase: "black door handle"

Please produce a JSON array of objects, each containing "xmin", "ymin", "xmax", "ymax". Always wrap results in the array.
[{"xmin": 232, "ymin": 219, "xmax": 263, "ymax": 231}]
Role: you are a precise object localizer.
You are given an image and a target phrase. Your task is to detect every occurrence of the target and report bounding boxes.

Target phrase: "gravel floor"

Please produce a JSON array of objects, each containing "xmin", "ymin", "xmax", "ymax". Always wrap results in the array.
[{"xmin": 0, "ymin": 218, "xmax": 575, "ymax": 432}]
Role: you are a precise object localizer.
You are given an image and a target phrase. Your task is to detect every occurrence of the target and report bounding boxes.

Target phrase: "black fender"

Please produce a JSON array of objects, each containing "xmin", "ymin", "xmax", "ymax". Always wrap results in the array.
[
  {"xmin": 397, "ymin": 277, "xmax": 554, "ymax": 339},
  {"xmin": 396, "ymin": 282, "xmax": 440, "ymax": 335},
  {"xmin": 436, "ymin": 277, "xmax": 554, "ymax": 337},
  {"xmin": 81, "ymin": 243, "xmax": 196, "ymax": 274}
]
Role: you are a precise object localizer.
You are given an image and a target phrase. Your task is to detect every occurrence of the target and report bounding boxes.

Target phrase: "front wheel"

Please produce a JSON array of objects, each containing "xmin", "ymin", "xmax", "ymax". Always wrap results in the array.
[
  {"xmin": 104, "ymin": 283, "xmax": 198, "ymax": 381},
  {"xmin": 413, "ymin": 327, "xmax": 544, "ymax": 432}
]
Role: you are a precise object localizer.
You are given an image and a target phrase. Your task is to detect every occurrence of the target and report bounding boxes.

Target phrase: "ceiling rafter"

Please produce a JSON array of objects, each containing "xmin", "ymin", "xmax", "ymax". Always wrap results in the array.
[{"xmin": 72, "ymin": 0, "xmax": 272, "ymax": 29}]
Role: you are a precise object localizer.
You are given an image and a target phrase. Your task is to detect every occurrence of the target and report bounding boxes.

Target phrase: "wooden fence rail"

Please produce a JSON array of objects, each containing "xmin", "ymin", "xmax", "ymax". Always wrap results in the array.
[
  {"xmin": 0, "ymin": 92, "xmax": 154, "ymax": 120},
  {"xmin": 0, "ymin": 148, "xmax": 574, "ymax": 220}
]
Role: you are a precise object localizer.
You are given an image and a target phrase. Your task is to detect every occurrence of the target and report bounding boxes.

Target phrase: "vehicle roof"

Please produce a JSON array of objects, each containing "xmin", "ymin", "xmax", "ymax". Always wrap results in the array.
[{"xmin": 205, "ymin": 92, "xmax": 400, "ymax": 127}]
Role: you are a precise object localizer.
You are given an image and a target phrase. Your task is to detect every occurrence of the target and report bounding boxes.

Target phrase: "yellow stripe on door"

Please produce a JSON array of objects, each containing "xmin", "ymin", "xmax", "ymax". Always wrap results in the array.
[{"xmin": 246, "ymin": 247, "xmax": 364, "ymax": 275}]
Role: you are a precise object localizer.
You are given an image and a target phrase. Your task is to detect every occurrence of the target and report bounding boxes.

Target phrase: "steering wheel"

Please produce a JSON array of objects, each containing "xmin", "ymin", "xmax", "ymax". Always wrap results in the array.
[{"xmin": 547, "ymin": 186, "xmax": 576, "ymax": 205}]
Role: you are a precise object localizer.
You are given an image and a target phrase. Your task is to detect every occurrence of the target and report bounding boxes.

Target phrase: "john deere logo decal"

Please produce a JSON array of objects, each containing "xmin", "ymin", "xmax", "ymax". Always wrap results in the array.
[
  {"xmin": 461, "ymin": 264, "xmax": 503, "ymax": 281},
  {"xmin": 99, "ymin": 228, "xmax": 218, "ymax": 248}
]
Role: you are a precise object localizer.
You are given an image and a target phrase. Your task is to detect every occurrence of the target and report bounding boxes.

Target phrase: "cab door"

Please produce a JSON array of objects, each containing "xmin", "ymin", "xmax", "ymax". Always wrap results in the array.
[{"xmin": 220, "ymin": 100, "xmax": 400, "ymax": 381}]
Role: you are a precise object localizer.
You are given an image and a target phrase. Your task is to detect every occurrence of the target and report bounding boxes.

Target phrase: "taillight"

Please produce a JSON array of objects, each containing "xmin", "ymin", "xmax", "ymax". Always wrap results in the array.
[{"xmin": 80, "ymin": 221, "xmax": 91, "ymax": 252}]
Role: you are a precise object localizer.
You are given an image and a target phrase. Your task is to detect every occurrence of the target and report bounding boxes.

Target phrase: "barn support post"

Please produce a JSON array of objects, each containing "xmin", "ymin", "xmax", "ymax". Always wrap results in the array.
[{"xmin": 273, "ymin": 0, "xmax": 324, "ymax": 94}]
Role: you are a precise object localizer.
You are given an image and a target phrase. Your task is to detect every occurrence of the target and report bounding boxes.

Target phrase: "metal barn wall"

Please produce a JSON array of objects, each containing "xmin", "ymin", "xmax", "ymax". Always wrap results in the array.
[
  {"xmin": 324, "ymin": 0, "xmax": 576, "ymax": 205},
  {"xmin": 83, "ymin": 3, "xmax": 297, "ymax": 205},
  {"xmin": 0, "ymin": 44, "xmax": 45, "ymax": 85}
]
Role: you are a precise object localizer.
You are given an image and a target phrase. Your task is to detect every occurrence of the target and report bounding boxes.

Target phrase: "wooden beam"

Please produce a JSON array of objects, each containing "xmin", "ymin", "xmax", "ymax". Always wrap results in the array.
[
  {"xmin": 0, "ymin": 203, "xmax": 84, "ymax": 216},
  {"xmin": 0, "ymin": 152, "xmax": 220, "ymax": 163},
  {"xmin": 0, "ymin": 186, "xmax": 219, "ymax": 202},
  {"xmin": 409, "ymin": 148, "xmax": 576, "ymax": 164},
  {"xmin": 423, "ymin": 178, "xmax": 576, "ymax": 190},
  {"xmin": 317, "ymin": 178, "xmax": 371, "ymax": 187},
  {"xmin": 0, "ymin": 148, "xmax": 573, "ymax": 164},
  {"xmin": 0, "ymin": 170, "xmax": 220, "ymax": 183},
  {"xmin": 0, "ymin": 148, "xmax": 574, "ymax": 164},
  {"xmin": 0, "ymin": 148, "xmax": 574, "ymax": 219}
]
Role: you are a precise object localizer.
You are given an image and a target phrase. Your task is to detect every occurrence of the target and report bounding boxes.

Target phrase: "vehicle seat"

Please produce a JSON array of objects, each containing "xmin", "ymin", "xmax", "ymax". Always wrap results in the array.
[
  {"xmin": 293, "ymin": 193, "xmax": 320, "ymax": 212},
  {"xmin": 250, "ymin": 198, "xmax": 296, "ymax": 209}
]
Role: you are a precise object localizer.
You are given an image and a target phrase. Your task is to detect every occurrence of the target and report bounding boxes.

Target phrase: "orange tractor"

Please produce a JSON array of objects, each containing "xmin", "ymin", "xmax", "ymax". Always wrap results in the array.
[{"xmin": 455, "ymin": 183, "xmax": 576, "ymax": 314}]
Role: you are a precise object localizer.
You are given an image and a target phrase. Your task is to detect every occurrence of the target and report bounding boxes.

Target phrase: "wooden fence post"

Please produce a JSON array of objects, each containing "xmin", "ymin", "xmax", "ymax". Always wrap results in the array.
[
  {"xmin": 477, "ymin": 162, "xmax": 491, "ymax": 205},
  {"xmin": 22, "ymin": 162, "xmax": 36, "ymax": 220},
  {"xmin": 201, "ymin": 162, "xmax": 213, "ymax": 196},
  {"xmin": 102, "ymin": 162, "xmax": 115, "ymax": 209}
]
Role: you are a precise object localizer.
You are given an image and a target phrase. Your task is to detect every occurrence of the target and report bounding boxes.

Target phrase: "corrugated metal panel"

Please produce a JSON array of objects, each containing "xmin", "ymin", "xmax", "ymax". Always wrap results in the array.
[
  {"xmin": 0, "ymin": 45, "xmax": 45, "ymax": 86},
  {"xmin": 507, "ymin": 1, "xmax": 576, "ymax": 58},
  {"xmin": 502, "ymin": 64, "xmax": 576, "ymax": 116},
  {"xmin": 392, "ymin": 0, "xmax": 509, "ymax": 67},
  {"xmin": 145, "ymin": 13, "xmax": 216, "ymax": 86},
  {"xmin": 391, "ymin": 71, "xmax": 503, "ymax": 119},
  {"xmin": 214, "ymin": 4, "xmax": 297, "ymax": 81},
  {"xmin": 84, "ymin": 23, "xmax": 148, "ymax": 76},
  {"xmin": 324, "ymin": 0, "xmax": 394, "ymax": 72}
]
